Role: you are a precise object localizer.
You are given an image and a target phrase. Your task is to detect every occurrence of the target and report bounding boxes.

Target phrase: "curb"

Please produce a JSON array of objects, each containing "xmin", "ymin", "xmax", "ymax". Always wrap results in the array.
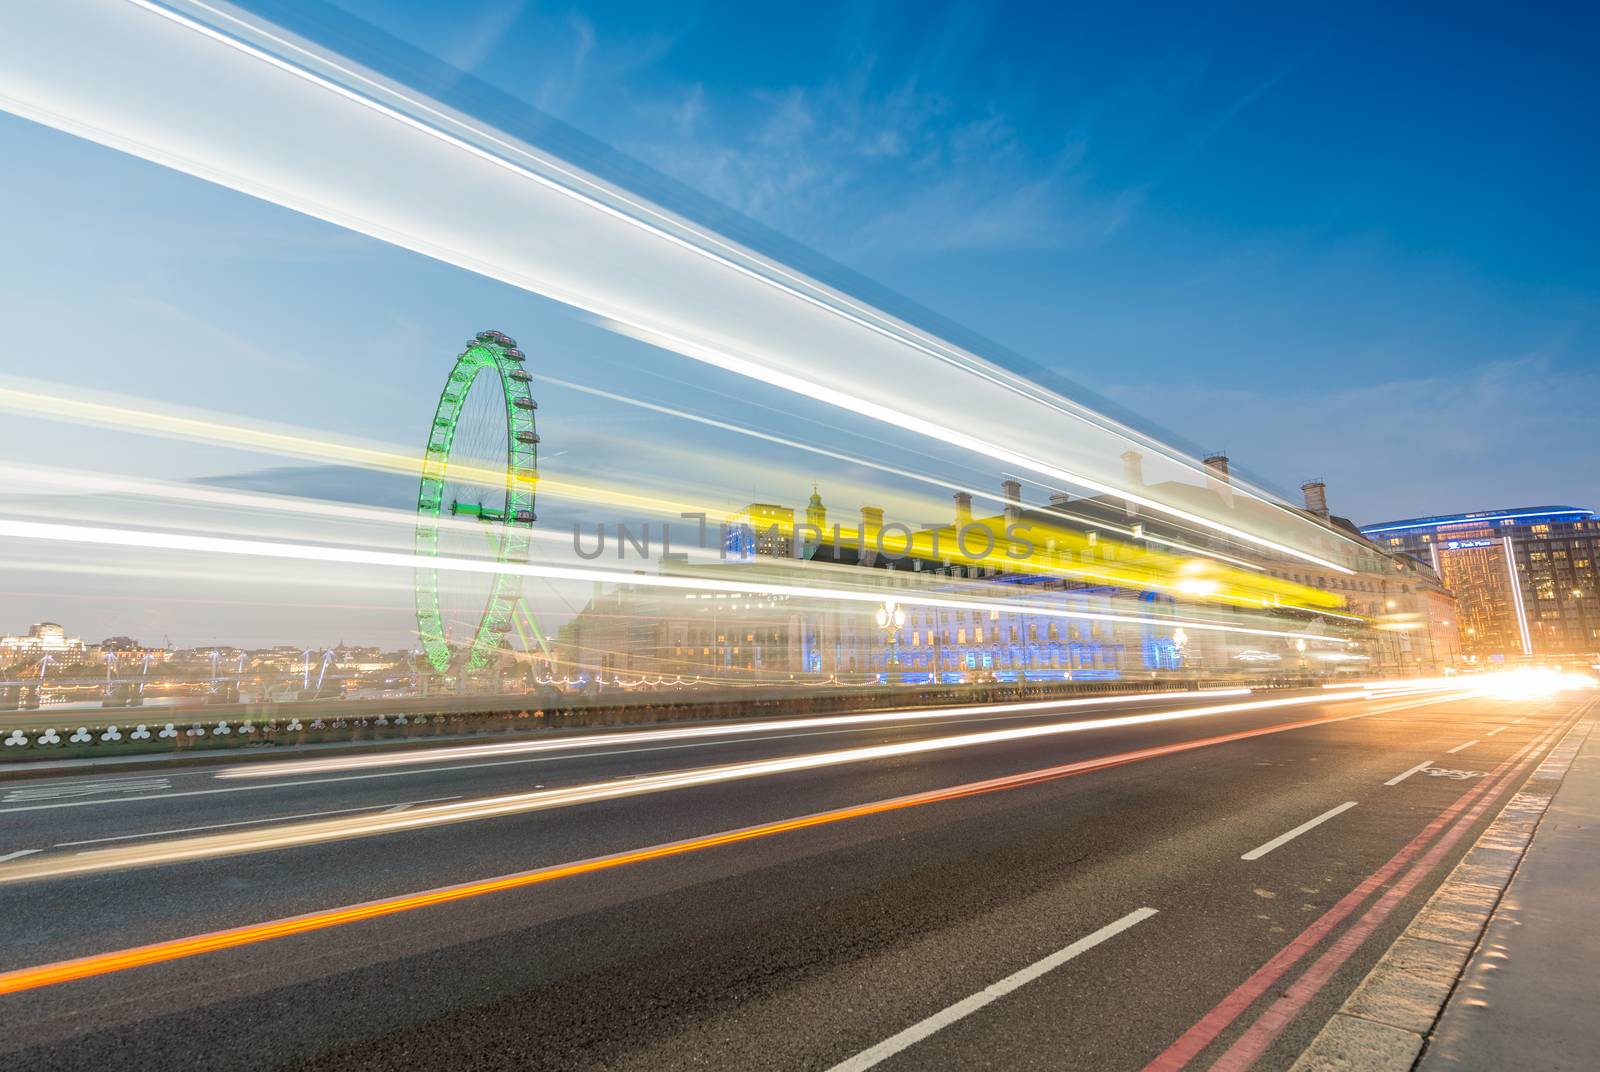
[{"xmin": 1289, "ymin": 706, "xmax": 1596, "ymax": 1071}]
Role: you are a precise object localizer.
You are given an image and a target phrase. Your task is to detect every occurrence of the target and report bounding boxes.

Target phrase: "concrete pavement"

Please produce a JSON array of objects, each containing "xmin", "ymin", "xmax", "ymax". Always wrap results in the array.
[{"xmin": 1417, "ymin": 708, "xmax": 1600, "ymax": 1071}]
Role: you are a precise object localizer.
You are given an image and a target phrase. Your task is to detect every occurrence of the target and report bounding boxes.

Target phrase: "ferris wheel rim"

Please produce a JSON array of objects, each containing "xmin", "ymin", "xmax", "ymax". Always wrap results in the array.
[{"xmin": 414, "ymin": 330, "xmax": 538, "ymax": 674}]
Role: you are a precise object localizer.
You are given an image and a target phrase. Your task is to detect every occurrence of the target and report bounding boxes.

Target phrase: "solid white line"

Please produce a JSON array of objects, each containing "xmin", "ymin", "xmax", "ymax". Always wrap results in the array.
[
  {"xmin": 1446, "ymin": 740, "xmax": 1478, "ymax": 754},
  {"xmin": 53, "ymin": 796, "xmax": 464, "ymax": 847},
  {"xmin": 1486, "ymin": 726, "xmax": 1507, "ymax": 737},
  {"xmin": 0, "ymin": 849, "xmax": 40, "ymax": 863},
  {"xmin": 1241, "ymin": 802, "xmax": 1358, "ymax": 861},
  {"xmin": 825, "ymin": 907, "xmax": 1158, "ymax": 1072},
  {"xmin": 1385, "ymin": 760, "xmax": 1434, "ymax": 787}
]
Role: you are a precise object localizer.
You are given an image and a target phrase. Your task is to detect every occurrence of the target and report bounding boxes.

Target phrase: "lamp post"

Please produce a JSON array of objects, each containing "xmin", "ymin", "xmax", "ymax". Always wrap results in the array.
[{"xmin": 875, "ymin": 599, "xmax": 906, "ymax": 683}]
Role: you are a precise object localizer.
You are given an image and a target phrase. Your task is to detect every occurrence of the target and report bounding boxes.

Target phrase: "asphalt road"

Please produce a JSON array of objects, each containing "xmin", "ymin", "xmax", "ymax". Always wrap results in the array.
[{"xmin": 0, "ymin": 684, "xmax": 1590, "ymax": 1071}]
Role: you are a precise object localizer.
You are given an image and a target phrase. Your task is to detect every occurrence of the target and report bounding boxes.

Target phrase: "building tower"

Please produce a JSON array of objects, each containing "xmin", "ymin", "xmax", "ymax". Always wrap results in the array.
[
  {"xmin": 1301, "ymin": 479, "xmax": 1329, "ymax": 519},
  {"xmin": 805, "ymin": 484, "xmax": 826, "ymax": 531}
]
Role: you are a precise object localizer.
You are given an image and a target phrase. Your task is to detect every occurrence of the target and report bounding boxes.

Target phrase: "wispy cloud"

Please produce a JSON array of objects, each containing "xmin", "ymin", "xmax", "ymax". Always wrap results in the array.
[
  {"xmin": 622, "ymin": 70, "xmax": 1137, "ymax": 259},
  {"xmin": 1107, "ymin": 353, "xmax": 1600, "ymax": 522},
  {"xmin": 441, "ymin": 0, "xmax": 527, "ymax": 72}
]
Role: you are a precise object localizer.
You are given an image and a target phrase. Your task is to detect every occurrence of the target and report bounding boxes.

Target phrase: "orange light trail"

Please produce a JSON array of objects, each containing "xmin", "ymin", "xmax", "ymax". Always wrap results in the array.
[{"xmin": 0, "ymin": 695, "xmax": 1454, "ymax": 997}]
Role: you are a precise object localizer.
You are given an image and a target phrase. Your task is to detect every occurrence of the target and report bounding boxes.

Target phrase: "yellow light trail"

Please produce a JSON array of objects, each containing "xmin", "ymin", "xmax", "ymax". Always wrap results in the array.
[{"xmin": 0, "ymin": 384, "xmax": 739, "ymax": 525}]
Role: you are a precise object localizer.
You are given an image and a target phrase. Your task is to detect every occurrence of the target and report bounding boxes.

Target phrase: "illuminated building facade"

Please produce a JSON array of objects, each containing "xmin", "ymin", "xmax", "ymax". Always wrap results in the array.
[
  {"xmin": 0, "ymin": 622, "xmax": 89, "ymax": 666},
  {"xmin": 555, "ymin": 473, "xmax": 1467, "ymax": 687},
  {"xmin": 726, "ymin": 503, "xmax": 797, "ymax": 559},
  {"xmin": 1361, "ymin": 507, "xmax": 1600, "ymax": 663}
]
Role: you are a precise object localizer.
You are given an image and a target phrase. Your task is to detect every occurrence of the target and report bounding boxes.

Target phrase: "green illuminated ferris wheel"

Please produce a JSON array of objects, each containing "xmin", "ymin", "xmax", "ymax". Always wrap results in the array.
[{"xmin": 414, "ymin": 330, "xmax": 539, "ymax": 674}]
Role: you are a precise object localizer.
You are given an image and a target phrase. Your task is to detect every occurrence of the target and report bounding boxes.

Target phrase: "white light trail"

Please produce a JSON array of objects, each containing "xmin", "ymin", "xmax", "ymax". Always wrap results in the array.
[
  {"xmin": 213, "ymin": 688, "xmax": 1255, "ymax": 779},
  {"xmin": 0, "ymin": 0, "xmax": 1361, "ymax": 574},
  {"xmin": 0, "ymin": 689, "xmax": 1403, "ymax": 885},
  {"xmin": 0, "ymin": 518, "xmax": 1353, "ymax": 645}
]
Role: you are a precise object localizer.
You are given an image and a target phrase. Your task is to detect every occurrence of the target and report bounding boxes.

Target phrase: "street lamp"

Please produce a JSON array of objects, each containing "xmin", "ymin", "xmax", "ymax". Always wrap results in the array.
[{"xmin": 875, "ymin": 599, "xmax": 906, "ymax": 682}]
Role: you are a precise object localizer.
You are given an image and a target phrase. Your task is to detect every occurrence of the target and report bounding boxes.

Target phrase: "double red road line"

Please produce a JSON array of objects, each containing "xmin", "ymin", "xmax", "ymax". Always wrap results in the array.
[{"xmin": 1144, "ymin": 708, "xmax": 1581, "ymax": 1071}]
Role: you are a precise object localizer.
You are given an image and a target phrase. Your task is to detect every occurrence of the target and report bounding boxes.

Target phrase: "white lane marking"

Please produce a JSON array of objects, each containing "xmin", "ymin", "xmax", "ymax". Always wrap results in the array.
[
  {"xmin": 1513, "ymin": 717, "xmax": 1527, "ymax": 725},
  {"xmin": 0, "ymin": 849, "xmax": 41, "ymax": 863},
  {"xmin": 1241, "ymin": 802, "xmax": 1359, "ymax": 861},
  {"xmin": 1385, "ymin": 760, "xmax": 1434, "ymax": 787},
  {"xmin": 2, "ymin": 777, "xmax": 170, "ymax": 803},
  {"xmin": 1446, "ymin": 739, "xmax": 1479, "ymax": 754},
  {"xmin": 825, "ymin": 907, "xmax": 1158, "ymax": 1072},
  {"xmin": 1486, "ymin": 726, "xmax": 1507, "ymax": 737},
  {"xmin": 52, "ymin": 796, "xmax": 464, "ymax": 847}
]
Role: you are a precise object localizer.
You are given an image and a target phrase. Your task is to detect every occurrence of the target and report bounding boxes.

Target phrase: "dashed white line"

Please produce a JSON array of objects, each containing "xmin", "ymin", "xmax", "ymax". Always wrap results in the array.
[
  {"xmin": 825, "ymin": 907, "xmax": 1158, "ymax": 1072},
  {"xmin": 1385, "ymin": 760, "xmax": 1434, "ymax": 787},
  {"xmin": 1513, "ymin": 717, "xmax": 1527, "ymax": 725},
  {"xmin": 1446, "ymin": 740, "xmax": 1479, "ymax": 754},
  {"xmin": 0, "ymin": 849, "xmax": 41, "ymax": 863},
  {"xmin": 2, "ymin": 777, "xmax": 171, "ymax": 803},
  {"xmin": 1486, "ymin": 726, "xmax": 1507, "ymax": 737},
  {"xmin": 1241, "ymin": 802, "xmax": 1359, "ymax": 861}
]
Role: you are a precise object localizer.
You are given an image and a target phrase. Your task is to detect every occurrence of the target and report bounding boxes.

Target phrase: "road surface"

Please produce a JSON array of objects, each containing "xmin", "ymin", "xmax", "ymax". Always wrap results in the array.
[{"xmin": 0, "ymin": 684, "xmax": 1590, "ymax": 1070}]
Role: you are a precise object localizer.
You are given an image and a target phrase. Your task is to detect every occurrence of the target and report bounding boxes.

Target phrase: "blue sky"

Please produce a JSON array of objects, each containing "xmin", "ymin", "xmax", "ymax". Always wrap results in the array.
[
  {"xmin": 305, "ymin": 0, "xmax": 1599, "ymax": 520},
  {"xmin": 1, "ymin": 1, "xmax": 1596, "ymax": 645}
]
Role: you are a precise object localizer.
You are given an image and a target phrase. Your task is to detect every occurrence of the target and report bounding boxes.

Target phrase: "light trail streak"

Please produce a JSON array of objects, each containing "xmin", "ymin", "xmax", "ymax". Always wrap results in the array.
[
  {"xmin": 0, "ymin": 691, "xmax": 1457, "ymax": 995},
  {"xmin": 538, "ymin": 374, "xmax": 1270, "ymax": 576},
  {"xmin": 212, "ymin": 688, "xmax": 1255, "ymax": 779},
  {"xmin": 146, "ymin": 0, "xmax": 1317, "ymax": 540},
  {"xmin": 0, "ymin": 399, "xmax": 1342, "ymax": 612},
  {"xmin": 0, "ymin": 384, "xmax": 739, "ymax": 525},
  {"xmin": 0, "ymin": 1, "xmax": 1363, "ymax": 575},
  {"xmin": 606, "ymin": 317, "xmax": 1357, "ymax": 575},
  {"xmin": 0, "ymin": 518, "xmax": 1356, "ymax": 645},
  {"xmin": 0, "ymin": 689, "xmax": 1457, "ymax": 887}
]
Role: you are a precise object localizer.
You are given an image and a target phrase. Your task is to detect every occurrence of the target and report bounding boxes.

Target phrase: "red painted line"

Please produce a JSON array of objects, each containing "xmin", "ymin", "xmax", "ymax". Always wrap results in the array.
[
  {"xmin": 1208, "ymin": 710, "xmax": 1585, "ymax": 1070},
  {"xmin": 0, "ymin": 701, "xmax": 1392, "ymax": 996},
  {"xmin": 1142, "ymin": 716, "xmax": 1570, "ymax": 1072}
]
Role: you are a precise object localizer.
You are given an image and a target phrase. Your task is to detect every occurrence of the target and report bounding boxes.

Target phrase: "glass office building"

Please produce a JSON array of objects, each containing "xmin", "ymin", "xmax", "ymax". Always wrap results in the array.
[{"xmin": 1361, "ymin": 507, "xmax": 1600, "ymax": 664}]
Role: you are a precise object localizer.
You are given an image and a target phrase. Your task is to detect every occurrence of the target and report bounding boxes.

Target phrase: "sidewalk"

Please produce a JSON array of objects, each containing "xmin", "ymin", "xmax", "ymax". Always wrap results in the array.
[
  {"xmin": 1290, "ymin": 698, "xmax": 1599, "ymax": 1072},
  {"xmin": 1417, "ymin": 710, "xmax": 1600, "ymax": 1071}
]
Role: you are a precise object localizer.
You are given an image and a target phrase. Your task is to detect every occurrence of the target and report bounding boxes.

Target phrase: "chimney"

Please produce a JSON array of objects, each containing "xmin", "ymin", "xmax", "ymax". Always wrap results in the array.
[
  {"xmin": 859, "ymin": 505, "xmax": 884, "ymax": 567},
  {"xmin": 1001, "ymin": 479, "xmax": 1022, "ymax": 524},
  {"xmin": 953, "ymin": 491, "xmax": 973, "ymax": 528},
  {"xmin": 1301, "ymin": 479, "xmax": 1329, "ymax": 519},
  {"xmin": 1121, "ymin": 449, "xmax": 1144, "ymax": 518},
  {"xmin": 1203, "ymin": 452, "xmax": 1234, "ymax": 505},
  {"xmin": 1048, "ymin": 492, "xmax": 1072, "ymax": 510},
  {"xmin": 1121, "ymin": 449, "xmax": 1144, "ymax": 486}
]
